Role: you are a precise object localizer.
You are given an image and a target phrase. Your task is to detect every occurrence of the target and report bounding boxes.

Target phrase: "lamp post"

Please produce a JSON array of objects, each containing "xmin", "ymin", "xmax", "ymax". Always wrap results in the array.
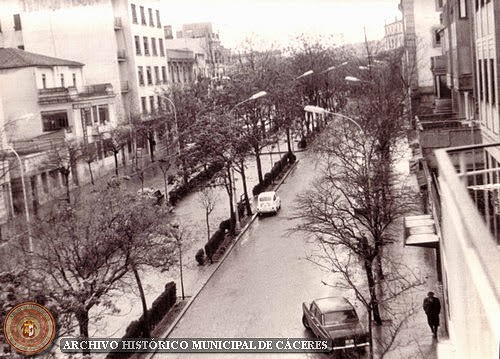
[
  {"xmin": 230, "ymin": 91, "xmax": 268, "ymax": 233},
  {"xmin": 5, "ymin": 144, "xmax": 33, "ymax": 254},
  {"xmin": 156, "ymin": 94, "xmax": 179, "ymax": 156}
]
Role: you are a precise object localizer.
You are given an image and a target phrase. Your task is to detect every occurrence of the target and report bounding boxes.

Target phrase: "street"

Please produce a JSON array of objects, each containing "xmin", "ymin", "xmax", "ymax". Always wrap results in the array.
[{"xmin": 154, "ymin": 150, "xmax": 365, "ymax": 359}]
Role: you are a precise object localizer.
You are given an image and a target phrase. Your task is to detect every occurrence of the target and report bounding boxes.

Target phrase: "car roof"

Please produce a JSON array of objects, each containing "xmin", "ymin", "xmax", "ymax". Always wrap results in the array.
[
  {"xmin": 258, "ymin": 191, "xmax": 276, "ymax": 197},
  {"xmin": 313, "ymin": 297, "xmax": 354, "ymax": 313}
]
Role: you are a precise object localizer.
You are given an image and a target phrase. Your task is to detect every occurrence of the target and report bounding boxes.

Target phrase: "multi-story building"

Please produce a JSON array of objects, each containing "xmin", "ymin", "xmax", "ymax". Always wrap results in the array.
[
  {"xmin": 0, "ymin": 0, "xmax": 169, "ymax": 137},
  {"xmin": 165, "ymin": 22, "xmax": 229, "ymax": 80},
  {"xmin": 166, "ymin": 49, "xmax": 195, "ymax": 84},
  {"xmin": 0, "ymin": 48, "xmax": 117, "ymax": 223},
  {"xmin": 400, "ymin": 0, "xmax": 443, "ymax": 113},
  {"xmin": 401, "ymin": 1, "xmax": 500, "ymax": 358},
  {"xmin": 383, "ymin": 18, "xmax": 404, "ymax": 50}
]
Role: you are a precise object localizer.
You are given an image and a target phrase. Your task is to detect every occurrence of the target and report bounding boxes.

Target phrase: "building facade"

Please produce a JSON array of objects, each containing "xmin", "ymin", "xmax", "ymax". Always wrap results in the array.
[
  {"xmin": 401, "ymin": 0, "xmax": 500, "ymax": 358},
  {"xmin": 384, "ymin": 18, "xmax": 404, "ymax": 50}
]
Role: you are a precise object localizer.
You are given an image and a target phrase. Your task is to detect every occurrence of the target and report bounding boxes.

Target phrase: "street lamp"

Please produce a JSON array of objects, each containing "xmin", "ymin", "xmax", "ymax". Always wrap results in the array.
[
  {"xmin": 345, "ymin": 76, "xmax": 375, "ymax": 85},
  {"xmin": 304, "ymin": 105, "xmax": 363, "ymax": 132},
  {"xmin": 230, "ymin": 91, "xmax": 268, "ymax": 233},
  {"xmin": 5, "ymin": 144, "xmax": 33, "ymax": 254},
  {"xmin": 155, "ymin": 94, "xmax": 180, "ymax": 156},
  {"xmin": 295, "ymin": 70, "xmax": 314, "ymax": 80}
]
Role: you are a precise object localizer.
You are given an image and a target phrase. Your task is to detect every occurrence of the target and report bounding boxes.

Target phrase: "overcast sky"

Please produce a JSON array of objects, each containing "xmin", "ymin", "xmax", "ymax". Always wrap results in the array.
[{"xmin": 161, "ymin": 0, "xmax": 401, "ymax": 50}]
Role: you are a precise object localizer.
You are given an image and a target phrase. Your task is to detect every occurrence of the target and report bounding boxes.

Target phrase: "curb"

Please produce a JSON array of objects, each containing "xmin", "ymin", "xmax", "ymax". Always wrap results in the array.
[{"xmin": 152, "ymin": 158, "xmax": 301, "ymax": 346}]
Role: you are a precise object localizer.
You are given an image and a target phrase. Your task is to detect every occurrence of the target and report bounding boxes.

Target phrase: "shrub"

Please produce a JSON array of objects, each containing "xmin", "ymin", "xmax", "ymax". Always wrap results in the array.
[
  {"xmin": 252, "ymin": 183, "xmax": 263, "ymax": 196},
  {"xmin": 280, "ymin": 155, "xmax": 288, "ymax": 168},
  {"xmin": 204, "ymin": 229, "xmax": 225, "ymax": 264},
  {"xmin": 264, "ymin": 172, "xmax": 272, "ymax": 186},
  {"xmin": 219, "ymin": 219, "xmax": 232, "ymax": 232},
  {"xmin": 195, "ymin": 248, "xmax": 205, "ymax": 265},
  {"xmin": 298, "ymin": 138, "xmax": 307, "ymax": 149},
  {"xmin": 287, "ymin": 152, "xmax": 297, "ymax": 164}
]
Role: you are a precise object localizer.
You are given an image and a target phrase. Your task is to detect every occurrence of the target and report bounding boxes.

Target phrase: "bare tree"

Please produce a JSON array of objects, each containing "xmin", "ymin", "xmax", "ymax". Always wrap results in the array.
[{"xmin": 197, "ymin": 186, "xmax": 218, "ymax": 241}]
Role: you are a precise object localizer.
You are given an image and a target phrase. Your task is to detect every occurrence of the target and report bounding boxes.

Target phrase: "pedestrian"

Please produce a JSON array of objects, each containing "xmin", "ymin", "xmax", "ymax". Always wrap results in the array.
[{"xmin": 423, "ymin": 291, "xmax": 441, "ymax": 338}]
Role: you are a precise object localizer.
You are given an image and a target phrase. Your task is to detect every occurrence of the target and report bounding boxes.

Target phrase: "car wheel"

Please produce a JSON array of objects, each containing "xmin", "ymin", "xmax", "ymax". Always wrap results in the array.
[{"xmin": 302, "ymin": 315, "xmax": 310, "ymax": 329}]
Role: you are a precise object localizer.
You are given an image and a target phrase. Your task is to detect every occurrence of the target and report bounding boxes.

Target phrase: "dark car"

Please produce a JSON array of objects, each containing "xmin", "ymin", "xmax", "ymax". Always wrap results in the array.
[{"xmin": 302, "ymin": 297, "xmax": 369, "ymax": 352}]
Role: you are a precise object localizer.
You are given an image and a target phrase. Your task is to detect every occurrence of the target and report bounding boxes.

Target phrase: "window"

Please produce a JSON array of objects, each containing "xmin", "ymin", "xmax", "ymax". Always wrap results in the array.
[
  {"xmin": 81, "ymin": 107, "xmax": 92, "ymax": 126},
  {"xmin": 159, "ymin": 38, "xmax": 165, "ymax": 56},
  {"xmin": 143, "ymin": 36, "xmax": 149, "ymax": 55},
  {"xmin": 432, "ymin": 28, "xmax": 441, "ymax": 47},
  {"xmin": 148, "ymin": 8, "xmax": 154, "ymax": 26},
  {"xmin": 98, "ymin": 105, "xmax": 109, "ymax": 125},
  {"xmin": 151, "ymin": 37, "xmax": 157, "ymax": 56},
  {"xmin": 154, "ymin": 66, "xmax": 160, "ymax": 84},
  {"xmin": 41, "ymin": 172, "xmax": 49, "ymax": 193},
  {"xmin": 161, "ymin": 66, "xmax": 167, "ymax": 83},
  {"xmin": 140, "ymin": 6, "xmax": 146, "ymax": 25},
  {"xmin": 138, "ymin": 66, "xmax": 144, "ymax": 85},
  {"xmin": 13, "ymin": 14, "xmax": 21, "ymax": 31},
  {"xmin": 72, "ymin": 73, "xmax": 76, "ymax": 87},
  {"xmin": 146, "ymin": 66, "xmax": 152, "ymax": 85},
  {"xmin": 135, "ymin": 35, "xmax": 141, "ymax": 55},
  {"xmin": 141, "ymin": 96, "xmax": 147, "ymax": 114},
  {"xmin": 491, "ymin": 59, "xmax": 496, "ymax": 105},
  {"xmin": 49, "ymin": 170, "xmax": 60, "ymax": 188},
  {"xmin": 17, "ymin": 45, "xmax": 24, "ymax": 50},
  {"xmin": 459, "ymin": 0, "xmax": 467, "ymax": 18},
  {"xmin": 60, "ymin": 73, "xmax": 65, "ymax": 87},
  {"xmin": 41, "ymin": 74, "xmax": 46, "ymax": 89},
  {"xmin": 42, "ymin": 111, "xmax": 68, "ymax": 131},
  {"xmin": 131, "ymin": 4, "xmax": 138, "ymax": 23},
  {"xmin": 436, "ymin": 0, "xmax": 443, "ymax": 9},
  {"xmin": 478, "ymin": 60, "xmax": 483, "ymax": 101},
  {"xmin": 484, "ymin": 59, "xmax": 489, "ymax": 103},
  {"xmin": 149, "ymin": 96, "xmax": 155, "ymax": 113},
  {"xmin": 156, "ymin": 10, "xmax": 161, "ymax": 28}
]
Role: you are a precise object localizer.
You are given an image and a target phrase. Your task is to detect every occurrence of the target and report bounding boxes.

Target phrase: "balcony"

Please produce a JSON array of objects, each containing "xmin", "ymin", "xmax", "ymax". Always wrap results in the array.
[
  {"xmin": 431, "ymin": 55, "xmax": 447, "ymax": 75},
  {"xmin": 120, "ymin": 81, "xmax": 130, "ymax": 93},
  {"xmin": 78, "ymin": 83, "xmax": 114, "ymax": 97},
  {"xmin": 435, "ymin": 143, "xmax": 500, "ymax": 358},
  {"xmin": 38, "ymin": 84, "xmax": 114, "ymax": 104},
  {"xmin": 114, "ymin": 17, "xmax": 122, "ymax": 30},
  {"xmin": 117, "ymin": 49, "xmax": 126, "ymax": 62}
]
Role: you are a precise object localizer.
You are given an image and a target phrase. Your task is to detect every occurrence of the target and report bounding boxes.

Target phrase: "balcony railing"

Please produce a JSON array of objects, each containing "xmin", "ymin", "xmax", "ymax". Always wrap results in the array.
[
  {"xmin": 435, "ymin": 143, "xmax": 500, "ymax": 358},
  {"xmin": 79, "ymin": 83, "xmax": 114, "ymax": 97}
]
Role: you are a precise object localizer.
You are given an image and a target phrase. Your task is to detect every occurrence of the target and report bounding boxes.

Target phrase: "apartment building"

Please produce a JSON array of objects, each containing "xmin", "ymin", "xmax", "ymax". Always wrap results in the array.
[
  {"xmin": 0, "ymin": 48, "xmax": 117, "ymax": 222},
  {"xmin": 400, "ymin": 0, "xmax": 443, "ymax": 113},
  {"xmin": 383, "ymin": 18, "xmax": 404, "ymax": 50},
  {"xmin": 401, "ymin": 0, "xmax": 500, "ymax": 358},
  {"xmin": 0, "ymin": 0, "xmax": 169, "ymax": 134},
  {"xmin": 166, "ymin": 49, "xmax": 195, "ymax": 84},
  {"xmin": 165, "ymin": 22, "xmax": 229, "ymax": 80}
]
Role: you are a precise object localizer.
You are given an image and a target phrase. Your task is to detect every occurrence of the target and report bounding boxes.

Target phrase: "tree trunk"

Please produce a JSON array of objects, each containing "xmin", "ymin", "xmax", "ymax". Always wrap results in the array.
[
  {"xmin": 113, "ymin": 152, "xmax": 119, "ymax": 176},
  {"xmin": 254, "ymin": 147, "xmax": 263, "ymax": 184},
  {"xmin": 149, "ymin": 136, "xmax": 155, "ymax": 162},
  {"xmin": 226, "ymin": 166, "xmax": 235, "ymax": 235},
  {"xmin": 364, "ymin": 259, "xmax": 382, "ymax": 325},
  {"xmin": 133, "ymin": 266, "xmax": 150, "ymax": 337},
  {"xmin": 286, "ymin": 127, "xmax": 292, "ymax": 154},
  {"xmin": 367, "ymin": 309, "xmax": 374, "ymax": 359},
  {"xmin": 63, "ymin": 173, "xmax": 70, "ymax": 204},
  {"xmin": 240, "ymin": 161, "xmax": 252, "ymax": 216},
  {"xmin": 75, "ymin": 307, "xmax": 90, "ymax": 338},
  {"xmin": 87, "ymin": 162, "xmax": 95, "ymax": 186},
  {"xmin": 205, "ymin": 211, "xmax": 210, "ymax": 241}
]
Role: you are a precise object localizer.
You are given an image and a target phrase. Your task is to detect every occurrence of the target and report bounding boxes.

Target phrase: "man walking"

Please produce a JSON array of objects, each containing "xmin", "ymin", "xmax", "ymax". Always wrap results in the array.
[{"xmin": 423, "ymin": 291, "xmax": 441, "ymax": 338}]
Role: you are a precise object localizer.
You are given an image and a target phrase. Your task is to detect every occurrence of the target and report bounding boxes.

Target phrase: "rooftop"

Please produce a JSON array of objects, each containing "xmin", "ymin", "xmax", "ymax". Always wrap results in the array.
[
  {"xmin": 0, "ymin": 47, "xmax": 83, "ymax": 69},
  {"xmin": 314, "ymin": 297, "xmax": 353, "ymax": 313}
]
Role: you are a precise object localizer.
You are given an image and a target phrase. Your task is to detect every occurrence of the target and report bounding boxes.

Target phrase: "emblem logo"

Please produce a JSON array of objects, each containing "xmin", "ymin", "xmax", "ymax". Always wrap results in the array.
[{"xmin": 3, "ymin": 302, "xmax": 56, "ymax": 355}]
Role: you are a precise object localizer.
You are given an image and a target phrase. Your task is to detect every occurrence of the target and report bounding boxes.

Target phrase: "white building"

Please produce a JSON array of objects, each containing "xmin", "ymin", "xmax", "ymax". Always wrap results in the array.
[{"xmin": 384, "ymin": 18, "xmax": 404, "ymax": 50}]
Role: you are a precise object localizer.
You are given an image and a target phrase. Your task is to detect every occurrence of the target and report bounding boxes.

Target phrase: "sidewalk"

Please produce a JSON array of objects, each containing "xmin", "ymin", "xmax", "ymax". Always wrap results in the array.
[{"xmin": 374, "ymin": 138, "xmax": 444, "ymax": 358}]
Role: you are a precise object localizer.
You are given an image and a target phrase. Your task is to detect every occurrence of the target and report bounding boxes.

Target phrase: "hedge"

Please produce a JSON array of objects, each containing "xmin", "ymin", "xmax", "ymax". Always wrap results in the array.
[{"xmin": 204, "ymin": 229, "xmax": 226, "ymax": 263}]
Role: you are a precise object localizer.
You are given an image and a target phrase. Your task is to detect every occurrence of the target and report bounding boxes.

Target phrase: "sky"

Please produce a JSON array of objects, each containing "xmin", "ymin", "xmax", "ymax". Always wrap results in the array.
[{"xmin": 161, "ymin": 0, "xmax": 402, "ymax": 50}]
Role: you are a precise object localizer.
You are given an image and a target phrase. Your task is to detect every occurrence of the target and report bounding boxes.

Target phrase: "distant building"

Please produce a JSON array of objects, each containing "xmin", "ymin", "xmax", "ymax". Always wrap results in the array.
[
  {"xmin": 383, "ymin": 18, "xmax": 404, "ymax": 50},
  {"xmin": 166, "ymin": 49, "xmax": 195, "ymax": 84},
  {"xmin": 165, "ymin": 22, "xmax": 230, "ymax": 80}
]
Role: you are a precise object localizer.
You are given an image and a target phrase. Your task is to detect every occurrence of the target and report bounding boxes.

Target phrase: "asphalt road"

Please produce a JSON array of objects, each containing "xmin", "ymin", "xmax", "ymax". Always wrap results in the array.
[{"xmin": 153, "ymin": 150, "xmax": 353, "ymax": 359}]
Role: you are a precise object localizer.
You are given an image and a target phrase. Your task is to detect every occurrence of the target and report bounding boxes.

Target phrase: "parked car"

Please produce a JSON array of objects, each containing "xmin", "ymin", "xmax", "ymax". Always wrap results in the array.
[
  {"xmin": 137, "ymin": 187, "xmax": 164, "ymax": 206},
  {"xmin": 257, "ymin": 191, "xmax": 281, "ymax": 216},
  {"xmin": 302, "ymin": 297, "xmax": 369, "ymax": 353}
]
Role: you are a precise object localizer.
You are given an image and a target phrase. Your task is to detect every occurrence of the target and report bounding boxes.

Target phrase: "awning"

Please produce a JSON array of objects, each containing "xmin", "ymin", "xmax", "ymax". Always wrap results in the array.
[{"xmin": 403, "ymin": 214, "xmax": 439, "ymax": 248}]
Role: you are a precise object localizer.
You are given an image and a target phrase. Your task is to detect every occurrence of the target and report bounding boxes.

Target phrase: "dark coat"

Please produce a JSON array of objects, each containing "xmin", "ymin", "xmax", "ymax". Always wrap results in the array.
[{"xmin": 423, "ymin": 296, "xmax": 441, "ymax": 326}]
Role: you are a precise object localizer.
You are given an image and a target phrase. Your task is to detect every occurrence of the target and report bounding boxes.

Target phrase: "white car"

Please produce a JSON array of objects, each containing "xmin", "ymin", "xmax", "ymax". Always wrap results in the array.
[{"xmin": 257, "ymin": 191, "xmax": 281, "ymax": 216}]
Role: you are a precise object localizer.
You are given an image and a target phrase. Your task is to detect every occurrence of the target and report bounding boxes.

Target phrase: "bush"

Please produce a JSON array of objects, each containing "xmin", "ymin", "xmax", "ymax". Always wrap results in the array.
[
  {"xmin": 219, "ymin": 219, "xmax": 232, "ymax": 232},
  {"xmin": 204, "ymin": 229, "xmax": 226, "ymax": 263},
  {"xmin": 287, "ymin": 152, "xmax": 297, "ymax": 164},
  {"xmin": 252, "ymin": 183, "xmax": 263, "ymax": 196},
  {"xmin": 264, "ymin": 172, "xmax": 272, "ymax": 186},
  {"xmin": 280, "ymin": 155, "xmax": 288, "ymax": 168},
  {"xmin": 195, "ymin": 248, "xmax": 205, "ymax": 265},
  {"xmin": 149, "ymin": 282, "xmax": 176, "ymax": 328},
  {"xmin": 298, "ymin": 137, "xmax": 307, "ymax": 149}
]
